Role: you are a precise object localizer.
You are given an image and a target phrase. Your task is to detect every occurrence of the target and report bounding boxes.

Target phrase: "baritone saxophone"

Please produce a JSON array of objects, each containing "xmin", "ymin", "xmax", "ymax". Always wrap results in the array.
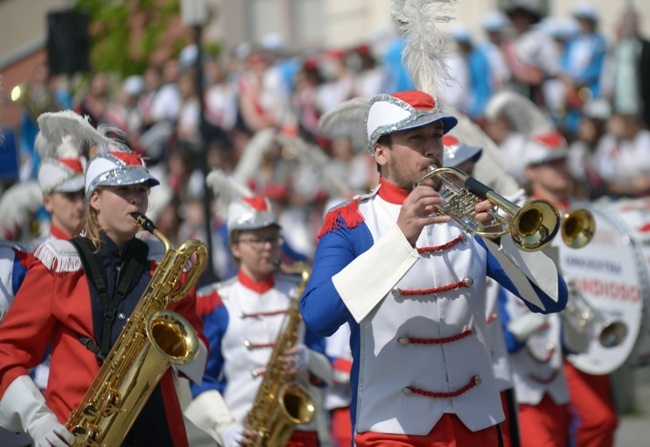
[
  {"xmin": 242, "ymin": 261, "xmax": 316, "ymax": 447},
  {"xmin": 66, "ymin": 212, "xmax": 208, "ymax": 447}
]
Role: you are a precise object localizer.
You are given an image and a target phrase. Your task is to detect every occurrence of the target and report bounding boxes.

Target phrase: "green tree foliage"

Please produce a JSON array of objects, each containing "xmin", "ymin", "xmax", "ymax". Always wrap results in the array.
[{"xmin": 74, "ymin": 0, "xmax": 185, "ymax": 75}]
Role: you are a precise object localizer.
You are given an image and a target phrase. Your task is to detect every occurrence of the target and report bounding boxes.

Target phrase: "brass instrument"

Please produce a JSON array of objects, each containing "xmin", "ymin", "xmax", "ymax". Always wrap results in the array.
[
  {"xmin": 414, "ymin": 165, "xmax": 561, "ymax": 252},
  {"xmin": 66, "ymin": 212, "xmax": 208, "ymax": 447},
  {"xmin": 243, "ymin": 261, "xmax": 316, "ymax": 447},
  {"xmin": 561, "ymin": 209, "xmax": 596, "ymax": 249},
  {"xmin": 564, "ymin": 280, "xmax": 628, "ymax": 348}
]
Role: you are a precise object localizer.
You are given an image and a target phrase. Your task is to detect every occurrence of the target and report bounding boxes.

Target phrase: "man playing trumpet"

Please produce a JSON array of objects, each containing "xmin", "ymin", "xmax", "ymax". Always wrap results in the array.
[{"xmin": 300, "ymin": 89, "xmax": 569, "ymax": 447}]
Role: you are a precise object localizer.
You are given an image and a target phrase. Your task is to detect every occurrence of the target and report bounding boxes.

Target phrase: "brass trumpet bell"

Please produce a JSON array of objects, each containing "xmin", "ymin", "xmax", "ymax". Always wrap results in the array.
[
  {"xmin": 507, "ymin": 200, "xmax": 561, "ymax": 252},
  {"xmin": 562, "ymin": 209, "xmax": 595, "ymax": 249}
]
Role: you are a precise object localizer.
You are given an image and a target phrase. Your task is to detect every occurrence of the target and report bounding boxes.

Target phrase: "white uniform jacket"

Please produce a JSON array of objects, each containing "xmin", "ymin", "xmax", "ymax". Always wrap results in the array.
[
  {"xmin": 190, "ymin": 270, "xmax": 332, "ymax": 431},
  {"xmin": 300, "ymin": 179, "xmax": 568, "ymax": 436},
  {"xmin": 486, "ymin": 279, "xmax": 513, "ymax": 392},
  {"xmin": 501, "ymin": 288, "xmax": 569, "ymax": 406}
]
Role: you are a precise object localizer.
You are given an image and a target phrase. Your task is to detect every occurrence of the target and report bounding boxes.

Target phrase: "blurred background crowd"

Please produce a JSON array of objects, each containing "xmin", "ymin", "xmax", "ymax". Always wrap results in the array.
[{"xmin": 1, "ymin": 0, "xmax": 649, "ymax": 283}]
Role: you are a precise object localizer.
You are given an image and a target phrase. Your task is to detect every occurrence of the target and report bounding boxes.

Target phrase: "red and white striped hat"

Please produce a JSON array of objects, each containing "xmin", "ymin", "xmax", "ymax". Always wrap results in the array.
[
  {"xmin": 227, "ymin": 196, "xmax": 279, "ymax": 235},
  {"xmin": 365, "ymin": 90, "xmax": 457, "ymax": 155}
]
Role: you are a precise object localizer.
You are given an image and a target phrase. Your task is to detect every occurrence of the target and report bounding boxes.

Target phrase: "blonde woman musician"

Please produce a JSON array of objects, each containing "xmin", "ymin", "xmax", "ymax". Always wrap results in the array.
[{"xmin": 0, "ymin": 126, "xmax": 207, "ymax": 447}]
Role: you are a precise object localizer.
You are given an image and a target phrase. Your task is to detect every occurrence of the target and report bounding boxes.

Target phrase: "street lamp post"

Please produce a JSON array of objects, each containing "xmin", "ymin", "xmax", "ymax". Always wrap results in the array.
[{"xmin": 181, "ymin": 0, "xmax": 218, "ymax": 283}]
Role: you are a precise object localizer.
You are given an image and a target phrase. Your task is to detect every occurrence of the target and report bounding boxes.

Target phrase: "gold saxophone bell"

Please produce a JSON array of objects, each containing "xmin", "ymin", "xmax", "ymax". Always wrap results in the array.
[
  {"xmin": 243, "ymin": 261, "xmax": 315, "ymax": 447},
  {"xmin": 561, "ymin": 209, "xmax": 595, "ymax": 249},
  {"xmin": 414, "ymin": 165, "xmax": 561, "ymax": 252}
]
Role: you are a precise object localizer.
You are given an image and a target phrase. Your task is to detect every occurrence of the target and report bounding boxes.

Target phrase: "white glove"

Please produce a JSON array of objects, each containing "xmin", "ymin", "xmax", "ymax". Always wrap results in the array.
[
  {"xmin": 32, "ymin": 418, "xmax": 74, "ymax": 447},
  {"xmin": 222, "ymin": 424, "xmax": 244, "ymax": 447},
  {"xmin": 0, "ymin": 376, "xmax": 74, "ymax": 447},
  {"xmin": 506, "ymin": 312, "xmax": 549, "ymax": 342},
  {"xmin": 295, "ymin": 343, "xmax": 310, "ymax": 372}
]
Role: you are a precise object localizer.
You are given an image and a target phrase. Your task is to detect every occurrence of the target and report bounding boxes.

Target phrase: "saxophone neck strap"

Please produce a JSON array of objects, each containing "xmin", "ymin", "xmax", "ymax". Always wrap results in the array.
[{"xmin": 70, "ymin": 236, "xmax": 149, "ymax": 361}]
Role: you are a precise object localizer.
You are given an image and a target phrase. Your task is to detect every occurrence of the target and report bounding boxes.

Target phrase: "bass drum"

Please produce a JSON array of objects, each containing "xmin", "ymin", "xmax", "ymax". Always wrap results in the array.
[{"xmin": 560, "ymin": 198, "xmax": 650, "ymax": 375}]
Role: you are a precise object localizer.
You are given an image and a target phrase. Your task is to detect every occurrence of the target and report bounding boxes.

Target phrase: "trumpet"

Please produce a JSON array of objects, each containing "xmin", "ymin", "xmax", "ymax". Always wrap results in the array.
[
  {"xmin": 564, "ymin": 280, "xmax": 628, "ymax": 348},
  {"xmin": 561, "ymin": 208, "xmax": 595, "ymax": 249},
  {"xmin": 414, "ymin": 165, "xmax": 560, "ymax": 252}
]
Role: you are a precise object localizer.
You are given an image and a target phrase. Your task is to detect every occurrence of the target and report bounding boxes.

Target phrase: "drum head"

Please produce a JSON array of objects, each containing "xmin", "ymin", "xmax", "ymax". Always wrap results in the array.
[{"xmin": 561, "ymin": 200, "xmax": 649, "ymax": 375}]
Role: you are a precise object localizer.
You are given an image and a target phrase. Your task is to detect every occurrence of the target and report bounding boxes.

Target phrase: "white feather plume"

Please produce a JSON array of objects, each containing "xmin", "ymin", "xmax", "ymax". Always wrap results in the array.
[
  {"xmin": 484, "ymin": 91, "xmax": 555, "ymax": 136},
  {"xmin": 37, "ymin": 110, "xmax": 129, "ymax": 156},
  {"xmin": 446, "ymin": 106, "xmax": 521, "ymax": 196},
  {"xmin": 318, "ymin": 96, "xmax": 371, "ymax": 138},
  {"xmin": 35, "ymin": 133, "xmax": 81, "ymax": 159},
  {"xmin": 233, "ymin": 128, "xmax": 277, "ymax": 182},
  {"xmin": 0, "ymin": 180, "xmax": 43, "ymax": 241},
  {"xmin": 389, "ymin": 0, "xmax": 458, "ymax": 97},
  {"xmin": 275, "ymin": 133, "xmax": 352, "ymax": 197},
  {"xmin": 205, "ymin": 169, "xmax": 253, "ymax": 220}
]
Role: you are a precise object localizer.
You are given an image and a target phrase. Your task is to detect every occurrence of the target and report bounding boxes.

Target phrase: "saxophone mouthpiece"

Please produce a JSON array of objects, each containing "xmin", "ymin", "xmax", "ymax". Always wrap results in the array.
[{"xmin": 131, "ymin": 212, "xmax": 157, "ymax": 234}]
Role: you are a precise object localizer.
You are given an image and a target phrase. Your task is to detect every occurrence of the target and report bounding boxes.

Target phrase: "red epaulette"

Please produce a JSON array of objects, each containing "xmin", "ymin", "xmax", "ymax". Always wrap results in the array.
[
  {"xmin": 318, "ymin": 198, "xmax": 365, "ymax": 239},
  {"xmin": 196, "ymin": 289, "xmax": 223, "ymax": 317}
]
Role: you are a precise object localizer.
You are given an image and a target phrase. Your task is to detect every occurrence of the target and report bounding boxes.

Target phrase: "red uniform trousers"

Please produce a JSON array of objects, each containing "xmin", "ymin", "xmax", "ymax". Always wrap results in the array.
[
  {"xmin": 354, "ymin": 414, "xmax": 499, "ymax": 447},
  {"xmin": 288, "ymin": 430, "xmax": 319, "ymax": 447},
  {"xmin": 501, "ymin": 389, "xmax": 520, "ymax": 447},
  {"xmin": 518, "ymin": 394, "xmax": 569, "ymax": 447},
  {"xmin": 330, "ymin": 406, "xmax": 353, "ymax": 447},
  {"xmin": 564, "ymin": 362, "xmax": 617, "ymax": 447}
]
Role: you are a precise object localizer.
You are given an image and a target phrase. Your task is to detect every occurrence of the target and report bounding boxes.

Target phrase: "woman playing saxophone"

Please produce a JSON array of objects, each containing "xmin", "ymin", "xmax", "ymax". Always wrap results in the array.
[{"xmin": 0, "ymin": 116, "xmax": 208, "ymax": 447}]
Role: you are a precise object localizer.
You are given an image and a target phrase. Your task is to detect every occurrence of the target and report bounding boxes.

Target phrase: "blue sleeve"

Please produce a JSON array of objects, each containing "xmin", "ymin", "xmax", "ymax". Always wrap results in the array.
[
  {"xmin": 190, "ymin": 304, "xmax": 229, "ymax": 398},
  {"xmin": 300, "ymin": 224, "xmax": 372, "ymax": 337},
  {"xmin": 303, "ymin": 327, "xmax": 330, "ymax": 387},
  {"xmin": 477, "ymin": 237, "xmax": 568, "ymax": 314},
  {"xmin": 11, "ymin": 253, "xmax": 28, "ymax": 295},
  {"xmin": 498, "ymin": 286, "xmax": 526, "ymax": 353}
]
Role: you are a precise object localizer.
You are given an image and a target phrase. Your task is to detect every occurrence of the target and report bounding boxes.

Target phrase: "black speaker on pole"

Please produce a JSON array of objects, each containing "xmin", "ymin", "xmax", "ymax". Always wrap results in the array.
[{"xmin": 46, "ymin": 10, "xmax": 91, "ymax": 75}]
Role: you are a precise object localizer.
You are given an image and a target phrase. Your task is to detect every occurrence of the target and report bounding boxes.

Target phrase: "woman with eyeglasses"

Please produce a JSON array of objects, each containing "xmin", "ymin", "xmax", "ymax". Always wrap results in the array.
[{"xmin": 185, "ymin": 195, "xmax": 332, "ymax": 447}]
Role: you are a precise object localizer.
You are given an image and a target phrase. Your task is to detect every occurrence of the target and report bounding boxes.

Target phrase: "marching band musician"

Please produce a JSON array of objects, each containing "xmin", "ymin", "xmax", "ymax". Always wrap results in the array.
[
  {"xmin": 299, "ymin": 89, "xmax": 568, "ymax": 447},
  {"xmin": 186, "ymin": 194, "xmax": 332, "ymax": 447},
  {"xmin": 523, "ymin": 132, "xmax": 618, "ymax": 447},
  {"xmin": 0, "ymin": 120, "xmax": 208, "ymax": 447}
]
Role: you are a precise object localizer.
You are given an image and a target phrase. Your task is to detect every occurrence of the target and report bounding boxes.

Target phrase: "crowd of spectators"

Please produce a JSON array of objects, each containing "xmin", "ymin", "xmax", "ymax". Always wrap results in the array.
[{"xmin": 4, "ymin": 1, "xmax": 650, "ymax": 282}]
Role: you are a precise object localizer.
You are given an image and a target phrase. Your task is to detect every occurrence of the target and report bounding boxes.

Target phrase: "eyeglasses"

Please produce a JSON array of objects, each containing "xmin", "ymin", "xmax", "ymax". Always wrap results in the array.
[{"xmin": 236, "ymin": 236, "xmax": 284, "ymax": 249}]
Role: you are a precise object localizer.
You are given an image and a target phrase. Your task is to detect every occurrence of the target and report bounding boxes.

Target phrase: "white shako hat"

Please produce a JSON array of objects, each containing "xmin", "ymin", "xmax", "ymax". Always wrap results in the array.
[
  {"xmin": 35, "ymin": 112, "xmax": 87, "ymax": 194},
  {"xmin": 36, "ymin": 136, "xmax": 86, "ymax": 194},
  {"xmin": 524, "ymin": 132, "xmax": 569, "ymax": 166},
  {"xmin": 227, "ymin": 196, "xmax": 279, "ymax": 236},
  {"xmin": 85, "ymin": 150, "xmax": 160, "ymax": 198},
  {"xmin": 365, "ymin": 90, "xmax": 458, "ymax": 155},
  {"xmin": 443, "ymin": 135, "xmax": 483, "ymax": 168}
]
